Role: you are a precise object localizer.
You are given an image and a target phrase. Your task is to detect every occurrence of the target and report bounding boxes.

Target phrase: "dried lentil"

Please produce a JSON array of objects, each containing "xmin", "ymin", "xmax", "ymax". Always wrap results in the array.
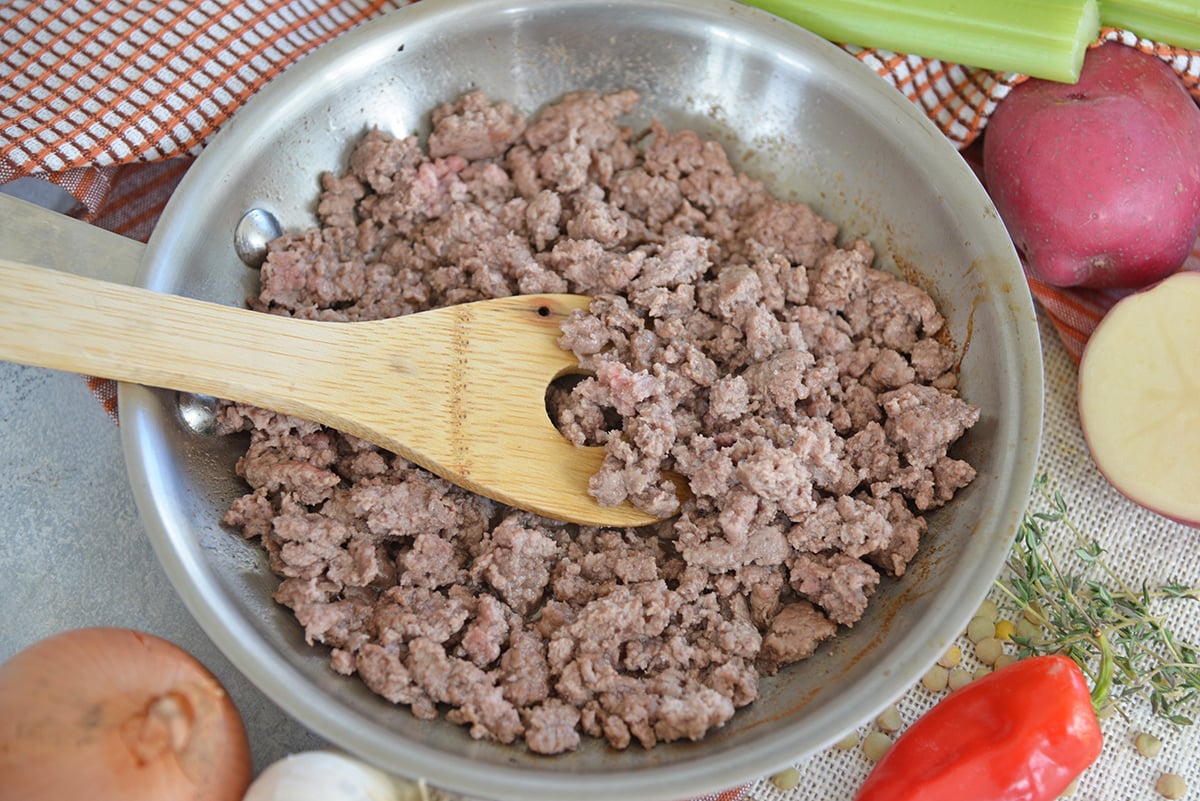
[
  {"xmin": 770, "ymin": 767, "xmax": 801, "ymax": 791},
  {"xmin": 1136, "ymin": 732, "xmax": 1163, "ymax": 758},
  {"xmin": 862, "ymin": 731, "xmax": 892, "ymax": 762},
  {"xmin": 1156, "ymin": 773, "xmax": 1187, "ymax": 800}
]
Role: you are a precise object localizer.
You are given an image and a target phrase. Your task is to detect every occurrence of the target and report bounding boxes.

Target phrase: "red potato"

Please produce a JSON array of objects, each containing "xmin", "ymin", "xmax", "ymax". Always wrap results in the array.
[
  {"xmin": 1077, "ymin": 271, "xmax": 1200, "ymax": 526},
  {"xmin": 983, "ymin": 42, "xmax": 1200, "ymax": 289}
]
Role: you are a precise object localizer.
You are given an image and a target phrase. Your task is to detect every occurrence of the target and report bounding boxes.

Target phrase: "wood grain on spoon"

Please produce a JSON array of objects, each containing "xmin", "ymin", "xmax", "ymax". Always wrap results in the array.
[{"xmin": 0, "ymin": 259, "xmax": 679, "ymax": 527}]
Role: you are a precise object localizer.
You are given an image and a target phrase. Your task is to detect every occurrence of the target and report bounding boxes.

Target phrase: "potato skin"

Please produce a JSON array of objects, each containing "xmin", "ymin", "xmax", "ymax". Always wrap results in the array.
[{"xmin": 983, "ymin": 43, "xmax": 1200, "ymax": 289}]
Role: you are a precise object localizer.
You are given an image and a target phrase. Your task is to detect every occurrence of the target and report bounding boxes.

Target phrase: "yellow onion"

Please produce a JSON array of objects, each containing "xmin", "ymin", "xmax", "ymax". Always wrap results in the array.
[{"xmin": 0, "ymin": 627, "xmax": 252, "ymax": 801}]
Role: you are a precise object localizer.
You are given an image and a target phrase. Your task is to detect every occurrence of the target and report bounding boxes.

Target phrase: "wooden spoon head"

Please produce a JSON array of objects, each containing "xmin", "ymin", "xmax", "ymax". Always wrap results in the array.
[{"xmin": 365, "ymin": 294, "xmax": 685, "ymax": 528}]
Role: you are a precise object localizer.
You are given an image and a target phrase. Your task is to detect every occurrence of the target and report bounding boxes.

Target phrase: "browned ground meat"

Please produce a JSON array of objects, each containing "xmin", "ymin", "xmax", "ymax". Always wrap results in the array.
[{"xmin": 217, "ymin": 89, "xmax": 979, "ymax": 754}]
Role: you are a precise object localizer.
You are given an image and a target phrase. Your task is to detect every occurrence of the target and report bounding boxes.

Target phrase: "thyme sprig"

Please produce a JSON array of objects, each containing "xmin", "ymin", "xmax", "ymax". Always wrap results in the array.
[{"xmin": 994, "ymin": 474, "xmax": 1200, "ymax": 726}]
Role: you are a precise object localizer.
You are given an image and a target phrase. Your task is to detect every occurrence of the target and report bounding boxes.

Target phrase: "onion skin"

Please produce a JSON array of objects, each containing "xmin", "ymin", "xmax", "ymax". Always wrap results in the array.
[{"xmin": 0, "ymin": 627, "xmax": 252, "ymax": 801}]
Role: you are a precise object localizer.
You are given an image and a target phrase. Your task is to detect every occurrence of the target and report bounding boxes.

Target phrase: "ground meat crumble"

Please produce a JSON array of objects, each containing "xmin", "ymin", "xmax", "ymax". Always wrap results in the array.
[{"xmin": 217, "ymin": 89, "xmax": 980, "ymax": 754}]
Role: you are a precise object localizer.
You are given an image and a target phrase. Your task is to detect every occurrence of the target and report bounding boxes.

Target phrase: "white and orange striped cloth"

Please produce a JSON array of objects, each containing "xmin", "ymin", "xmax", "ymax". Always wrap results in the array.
[{"xmin": 1, "ymin": 1, "xmax": 410, "ymax": 207}]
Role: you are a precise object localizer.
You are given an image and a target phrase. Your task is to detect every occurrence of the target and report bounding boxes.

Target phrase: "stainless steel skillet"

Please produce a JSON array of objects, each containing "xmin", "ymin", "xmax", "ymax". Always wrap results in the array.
[{"xmin": 0, "ymin": 1, "xmax": 1044, "ymax": 799}]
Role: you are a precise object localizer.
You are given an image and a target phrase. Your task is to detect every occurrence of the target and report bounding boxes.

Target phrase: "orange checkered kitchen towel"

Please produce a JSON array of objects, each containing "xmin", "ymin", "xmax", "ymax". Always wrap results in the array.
[{"xmin": 2, "ymin": 2, "xmax": 1200, "ymax": 397}]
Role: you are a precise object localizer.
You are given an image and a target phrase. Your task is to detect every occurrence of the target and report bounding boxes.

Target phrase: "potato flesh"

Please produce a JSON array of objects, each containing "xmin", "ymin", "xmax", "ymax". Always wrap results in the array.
[{"xmin": 1078, "ymin": 272, "xmax": 1200, "ymax": 525}]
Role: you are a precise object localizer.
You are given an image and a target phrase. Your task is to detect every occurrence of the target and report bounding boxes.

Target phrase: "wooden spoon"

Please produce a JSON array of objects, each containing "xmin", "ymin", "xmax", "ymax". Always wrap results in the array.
[{"xmin": 0, "ymin": 259, "xmax": 675, "ymax": 527}]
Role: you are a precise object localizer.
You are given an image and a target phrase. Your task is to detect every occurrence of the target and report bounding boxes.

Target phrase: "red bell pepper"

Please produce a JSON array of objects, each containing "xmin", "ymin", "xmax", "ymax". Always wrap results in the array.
[{"xmin": 853, "ymin": 654, "xmax": 1104, "ymax": 801}]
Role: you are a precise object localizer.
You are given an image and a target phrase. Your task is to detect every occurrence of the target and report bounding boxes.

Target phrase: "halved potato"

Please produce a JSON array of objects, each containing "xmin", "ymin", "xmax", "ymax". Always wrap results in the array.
[{"xmin": 1077, "ymin": 271, "xmax": 1200, "ymax": 526}]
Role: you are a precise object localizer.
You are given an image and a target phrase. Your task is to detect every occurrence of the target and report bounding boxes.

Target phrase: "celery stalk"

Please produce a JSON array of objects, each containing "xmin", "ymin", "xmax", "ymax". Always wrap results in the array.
[
  {"xmin": 741, "ymin": 0, "xmax": 1100, "ymax": 82},
  {"xmin": 1101, "ymin": 0, "xmax": 1200, "ymax": 50}
]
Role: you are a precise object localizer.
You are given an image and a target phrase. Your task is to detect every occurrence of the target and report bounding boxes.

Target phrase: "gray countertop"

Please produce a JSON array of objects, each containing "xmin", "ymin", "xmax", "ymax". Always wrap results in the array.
[{"xmin": 0, "ymin": 358, "xmax": 327, "ymax": 769}]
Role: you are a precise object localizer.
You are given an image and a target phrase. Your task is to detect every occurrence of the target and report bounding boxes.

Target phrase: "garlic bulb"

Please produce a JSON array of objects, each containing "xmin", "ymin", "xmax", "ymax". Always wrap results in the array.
[{"xmin": 243, "ymin": 750, "xmax": 430, "ymax": 801}]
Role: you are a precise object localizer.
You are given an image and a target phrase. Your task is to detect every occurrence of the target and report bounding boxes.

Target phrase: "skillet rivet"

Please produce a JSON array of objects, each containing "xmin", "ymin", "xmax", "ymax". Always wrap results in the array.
[
  {"xmin": 234, "ymin": 208, "xmax": 283, "ymax": 268},
  {"xmin": 177, "ymin": 392, "xmax": 220, "ymax": 435}
]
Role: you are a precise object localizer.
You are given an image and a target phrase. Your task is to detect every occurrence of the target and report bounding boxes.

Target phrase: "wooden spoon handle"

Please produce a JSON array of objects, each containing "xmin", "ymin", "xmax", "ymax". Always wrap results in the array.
[
  {"xmin": 0, "ymin": 260, "xmax": 672, "ymax": 527},
  {"xmin": 0, "ymin": 259, "xmax": 341, "ymax": 419}
]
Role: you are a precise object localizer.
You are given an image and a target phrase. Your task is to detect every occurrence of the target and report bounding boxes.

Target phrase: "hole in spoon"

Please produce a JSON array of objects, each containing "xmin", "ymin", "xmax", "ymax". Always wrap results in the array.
[
  {"xmin": 537, "ymin": 305, "xmax": 551, "ymax": 317},
  {"xmin": 545, "ymin": 373, "xmax": 620, "ymax": 446}
]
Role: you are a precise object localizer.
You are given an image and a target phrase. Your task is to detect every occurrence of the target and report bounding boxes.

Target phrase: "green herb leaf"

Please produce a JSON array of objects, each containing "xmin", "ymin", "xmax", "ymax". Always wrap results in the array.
[{"xmin": 995, "ymin": 474, "xmax": 1200, "ymax": 726}]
